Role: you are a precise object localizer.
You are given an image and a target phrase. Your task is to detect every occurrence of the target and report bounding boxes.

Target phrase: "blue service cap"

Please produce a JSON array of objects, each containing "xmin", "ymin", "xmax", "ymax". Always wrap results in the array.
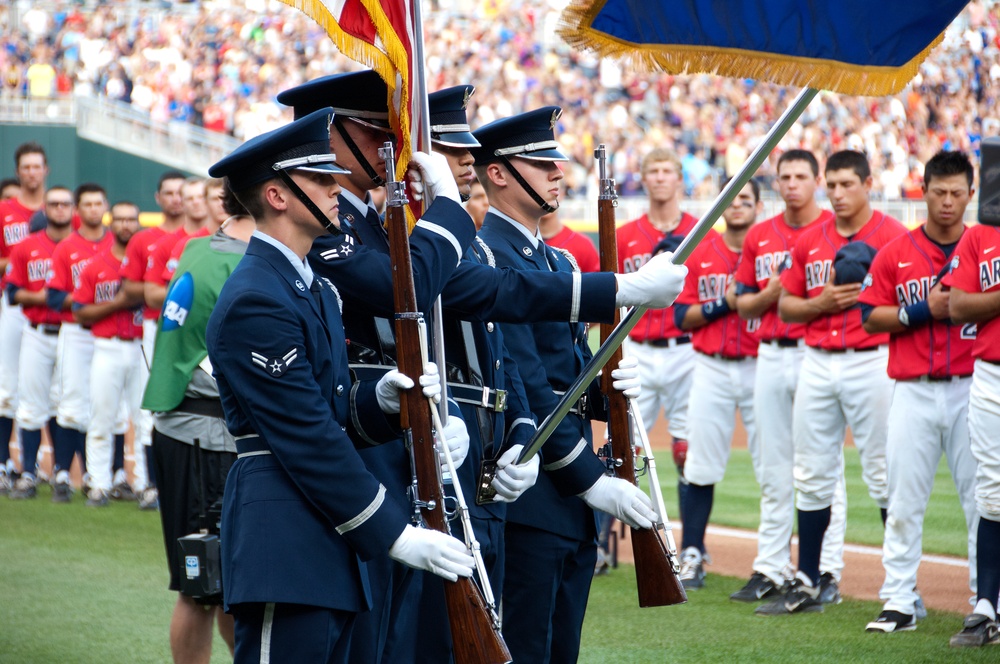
[
  {"xmin": 276, "ymin": 71, "xmax": 391, "ymax": 130},
  {"xmin": 429, "ymin": 85, "xmax": 480, "ymax": 148},
  {"xmin": 208, "ymin": 108, "xmax": 349, "ymax": 191},
  {"xmin": 470, "ymin": 106, "xmax": 568, "ymax": 164}
]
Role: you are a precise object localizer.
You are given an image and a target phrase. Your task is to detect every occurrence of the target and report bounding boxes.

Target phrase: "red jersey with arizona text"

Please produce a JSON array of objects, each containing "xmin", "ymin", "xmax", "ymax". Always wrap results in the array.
[
  {"xmin": 47, "ymin": 231, "xmax": 113, "ymax": 323},
  {"xmin": 781, "ymin": 211, "xmax": 906, "ymax": 350},
  {"xmin": 146, "ymin": 227, "xmax": 191, "ymax": 287},
  {"xmin": 617, "ymin": 212, "xmax": 699, "ymax": 342},
  {"xmin": 162, "ymin": 226, "xmax": 210, "ymax": 284},
  {"xmin": 941, "ymin": 223, "xmax": 1000, "ymax": 362},
  {"xmin": 0, "ymin": 198, "xmax": 36, "ymax": 259},
  {"xmin": 736, "ymin": 209, "xmax": 834, "ymax": 342},
  {"xmin": 858, "ymin": 225, "xmax": 974, "ymax": 379},
  {"xmin": 8, "ymin": 230, "xmax": 62, "ymax": 326},
  {"xmin": 121, "ymin": 226, "xmax": 167, "ymax": 320},
  {"xmin": 546, "ymin": 225, "xmax": 599, "ymax": 273},
  {"xmin": 72, "ymin": 249, "xmax": 142, "ymax": 340},
  {"xmin": 676, "ymin": 232, "xmax": 759, "ymax": 358}
]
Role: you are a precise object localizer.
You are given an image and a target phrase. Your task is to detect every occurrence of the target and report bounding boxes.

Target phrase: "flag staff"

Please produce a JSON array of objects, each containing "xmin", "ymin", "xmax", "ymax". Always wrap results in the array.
[{"xmin": 517, "ymin": 86, "xmax": 820, "ymax": 463}]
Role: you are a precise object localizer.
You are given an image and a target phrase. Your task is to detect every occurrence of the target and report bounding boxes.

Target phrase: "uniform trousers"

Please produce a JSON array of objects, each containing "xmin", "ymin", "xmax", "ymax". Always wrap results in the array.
[
  {"xmin": 968, "ymin": 360, "xmax": 1000, "ymax": 522},
  {"xmin": 880, "ymin": 377, "xmax": 978, "ymax": 614},
  {"xmin": 54, "ymin": 322, "xmax": 93, "ymax": 432},
  {"xmin": 0, "ymin": 298, "xmax": 26, "ymax": 418},
  {"xmin": 502, "ymin": 522, "xmax": 596, "ymax": 664},
  {"xmin": 16, "ymin": 325, "xmax": 61, "ymax": 431},
  {"xmin": 231, "ymin": 602, "xmax": 355, "ymax": 664},
  {"xmin": 753, "ymin": 342, "xmax": 847, "ymax": 584},
  {"xmin": 793, "ymin": 346, "xmax": 892, "ymax": 511},
  {"xmin": 626, "ymin": 339, "xmax": 695, "ymax": 441},
  {"xmin": 86, "ymin": 337, "xmax": 144, "ymax": 492}
]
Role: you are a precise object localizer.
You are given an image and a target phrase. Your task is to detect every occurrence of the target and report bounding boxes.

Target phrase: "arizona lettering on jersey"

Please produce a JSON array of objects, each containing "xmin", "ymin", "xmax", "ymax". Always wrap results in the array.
[
  {"xmin": 8, "ymin": 230, "xmax": 62, "ymax": 326},
  {"xmin": 122, "ymin": 226, "xmax": 167, "ymax": 320},
  {"xmin": 942, "ymin": 224, "xmax": 1000, "ymax": 362},
  {"xmin": 736, "ymin": 210, "xmax": 833, "ymax": 342},
  {"xmin": 859, "ymin": 225, "xmax": 974, "ymax": 379},
  {"xmin": 677, "ymin": 232, "xmax": 759, "ymax": 358},
  {"xmin": 73, "ymin": 249, "xmax": 142, "ymax": 341},
  {"xmin": 617, "ymin": 212, "xmax": 701, "ymax": 342},
  {"xmin": 781, "ymin": 211, "xmax": 906, "ymax": 350},
  {"xmin": 0, "ymin": 198, "xmax": 36, "ymax": 258},
  {"xmin": 48, "ymin": 231, "xmax": 114, "ymax": 323}
]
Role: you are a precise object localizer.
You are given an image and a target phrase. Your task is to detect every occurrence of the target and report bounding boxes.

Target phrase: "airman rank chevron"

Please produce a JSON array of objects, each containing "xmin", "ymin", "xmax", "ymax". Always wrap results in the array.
[
  {"xmin": 252, "ymin": 347, "xmax": 299, "ymax": 377},
  {"xmin": 319, "ymin": 234, "xmax": 356, "ymax": 261}
]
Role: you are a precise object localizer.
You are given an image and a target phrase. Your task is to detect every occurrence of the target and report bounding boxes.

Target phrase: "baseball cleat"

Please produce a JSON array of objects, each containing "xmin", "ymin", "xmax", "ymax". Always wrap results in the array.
[
  {"xmin": 8, "ymin": 476, "xmax": 37, "ymax": 500},
  {"xmin": 86, "ymin": 489, "xmax": 110, "ymax": 508},
  {"xmin": 51, "ymin": 481, "xmax": 73, "ymax": 503},
  {"xmin": 755, "ymin": 577, "xmax": 823, "ymax": 615},
  {"xmin": 678, "ymin": 547, "xmax": 705, "ymax": 590},
  {"xmin": 818, "ymin": 572, "xmax": 842, "ymax": 604},
  {"xmin": 866, "ymin": 610, "xmax": 916, "ymax": 633},
  {"xmin": 731, "ymin": 572, "xmax": 783, "ymax": 602},
  {"xmin": 949, "ymin": 613, "xmax": 999, "ymax": 648}
]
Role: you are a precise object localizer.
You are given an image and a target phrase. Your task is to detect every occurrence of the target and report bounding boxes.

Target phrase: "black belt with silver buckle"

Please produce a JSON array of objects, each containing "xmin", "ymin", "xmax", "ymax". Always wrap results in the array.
[
  {"xmin": 29, "ymin": 322, "xmax": 61, "ymax": 335},
  {"xmin": 236, "ymin": 435, "xmax": 271, "ymax": 456},
  {"xmin": 448, "ymin": 382, "xmax": 508, "ymax": 412},
  {"xmin": 821, "ymin": 345, "xmax": 881, "ymax": 354},
  {"xmin": 913, "ymin": 374, "xmax": 973, "ymax": 382},
  {"xmin": 640, "ymin": 335, "xmax": 691, "ymax": 348}
]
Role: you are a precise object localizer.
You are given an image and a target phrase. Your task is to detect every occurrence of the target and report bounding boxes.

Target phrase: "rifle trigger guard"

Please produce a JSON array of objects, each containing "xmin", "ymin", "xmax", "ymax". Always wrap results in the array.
[{"xmin": 442, "ymin": 494, "xmax": 459, "ymax": 520}]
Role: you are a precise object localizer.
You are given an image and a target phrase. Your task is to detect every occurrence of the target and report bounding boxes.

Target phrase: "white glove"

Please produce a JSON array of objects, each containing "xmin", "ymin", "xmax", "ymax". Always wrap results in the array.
[
  {"xmin": 438, "ymin": 414, "xmax": 470, "ymax": 473},
  {"xmin": 490, "ymin": 444, "xmax": 539, "ymax": 502},
  {"xmin": 408, "ymin": 151, "xmax": 461, "ymax": 205},
  {"xmin": 615, "ymin": 251, "xmax": 688, "ymax": 309},
  {"xmin": 388, "ymin": 524, "xmax": 475, "ymax": 582},
  {"xmin": 375, "ymin": 363, "xmax": 442, "ymax": 414},
  {"xmin": 611, "ymin": 355, "xmax": 641, "ymax": 400},
  {"xmin": 579, "ymin": 474, "xmax": 660, "ymax": 530}
]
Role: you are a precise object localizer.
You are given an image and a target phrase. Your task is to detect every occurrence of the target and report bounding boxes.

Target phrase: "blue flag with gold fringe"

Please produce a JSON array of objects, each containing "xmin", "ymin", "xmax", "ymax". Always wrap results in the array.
[{"xmin": 560, "ymin": 1, "xmax": 969, "ymax": 96}]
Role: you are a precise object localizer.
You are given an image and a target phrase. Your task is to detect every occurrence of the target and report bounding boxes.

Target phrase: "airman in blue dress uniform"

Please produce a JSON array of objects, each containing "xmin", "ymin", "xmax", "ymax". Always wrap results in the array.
[
  {"xmin": 205, "ymin": 108, "xmax": 475, "ymax": 664},
  {"xmin": 472, "ymin": 106, "xmax": 688, "ymax": 664}
]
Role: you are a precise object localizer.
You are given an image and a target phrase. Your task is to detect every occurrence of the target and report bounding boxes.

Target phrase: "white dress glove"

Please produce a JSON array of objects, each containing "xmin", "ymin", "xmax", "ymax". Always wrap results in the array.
[
  {"xmin": 490, "ymin": 444, "xmax": 540, "ymax": 502},
  {"xmin": 408, "ymin": 151, "xmax": 461, "ymax": 205},
  {"xmin": 615, "ymin": 251, "xmax": 688, "ymax": 309},
  {"xmin": 611, "ymin": 355, "xmax": 641, "ymax": 399},
  {"xmin": 388, "ymin": 524, "xmax": 475, "ymax": 582},
  {"xmin": 375, "ymin": 362, "xmax": 442, "ymax": 414},
  {"xmin": 579, "ymin": 474, "xmax": 660, "ymax": 530},
  {"xmin": 438, "ymin": 414, "xmax": 470, "ymax": 473}
]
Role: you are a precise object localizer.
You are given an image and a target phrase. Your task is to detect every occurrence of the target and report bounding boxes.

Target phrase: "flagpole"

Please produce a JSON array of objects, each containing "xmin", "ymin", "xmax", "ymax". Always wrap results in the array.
[
  {"xmin": 517, "ymin": 86, "xmax": 820, "ymax": 463},
  {"xmin": 409, "ymin": 0, "xmax": 449, "ymax": 421}
]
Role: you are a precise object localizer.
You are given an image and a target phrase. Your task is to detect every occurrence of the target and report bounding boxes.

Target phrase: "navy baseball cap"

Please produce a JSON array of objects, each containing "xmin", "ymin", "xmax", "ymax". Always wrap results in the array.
[
  {"xmin": 277, "ymin": 71, "xmax": 391, "ymax": 130},
  {"xmin": 470, "ymin": 106, "xmax": 568, "ymax": 164},
  {"xmin": 429, "ymin": 85, "xmax": 480, "ymax": 148},
  {"xmin": 208, "ymin": 108, "xmax": 349, "ymax": 191},
  {"xmin": 833, "ymin": 241, "xmax": 877, "ymax": 284}
]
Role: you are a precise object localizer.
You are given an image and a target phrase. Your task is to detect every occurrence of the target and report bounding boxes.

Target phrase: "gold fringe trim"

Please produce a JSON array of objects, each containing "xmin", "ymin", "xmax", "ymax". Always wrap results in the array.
[
  {"xmin": 277, "ymin": 0, "xmax": 418, "ymax": 230},
  {"xmin": 559, "ymin": 0, "xmax": 945, "ymax": 97}
]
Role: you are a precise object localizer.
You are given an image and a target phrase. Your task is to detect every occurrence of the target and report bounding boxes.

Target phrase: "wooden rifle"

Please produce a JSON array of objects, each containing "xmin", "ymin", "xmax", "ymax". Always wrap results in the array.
[
  {"xmin": 595, "ymin": 144, "xmax": 687, "ymax": 608},
  {"xmin": 380, "ymin": 142, "xmax": 511, "ymax": 664}
]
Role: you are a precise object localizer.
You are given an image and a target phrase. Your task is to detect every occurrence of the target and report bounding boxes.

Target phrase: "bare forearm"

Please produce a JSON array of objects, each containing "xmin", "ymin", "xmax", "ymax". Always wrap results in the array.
[
  {"xmin": 950, "ymin": 288, "xmax": 1000, "ymax": 324},
  {"xmin": 737, "ymin": 290, "xmax": 779, "ymax": 320},
  {"xmin": 778, "ymin": 292, "xmax": 823, "ymax": 324},
  {"xmin": 862, "ymin": 305, "xmax": 906, "ymax": 334}
]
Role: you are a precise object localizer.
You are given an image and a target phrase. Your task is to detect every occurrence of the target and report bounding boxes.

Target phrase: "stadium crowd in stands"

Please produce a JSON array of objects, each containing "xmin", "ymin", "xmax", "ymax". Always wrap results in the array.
[{"xmin": 1, "ymin": 0, "xmax": 998, "ymax": 200}]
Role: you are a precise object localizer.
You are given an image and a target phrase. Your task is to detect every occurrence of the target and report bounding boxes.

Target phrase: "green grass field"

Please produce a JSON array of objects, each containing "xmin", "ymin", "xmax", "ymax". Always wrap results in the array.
[{"xmin": 0, "ymin": 447, "xmax": 980, "ymax": 663}]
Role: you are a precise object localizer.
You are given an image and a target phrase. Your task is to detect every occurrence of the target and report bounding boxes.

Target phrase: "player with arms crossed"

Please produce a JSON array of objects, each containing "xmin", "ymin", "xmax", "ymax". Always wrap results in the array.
[
  {"xmin": 733, "ymin": 150, "xmax": 847, "ymax": 604},
  {"xmin": 672, "ymin": 179, "xmax": 761, "ymax": 589},
  {"xmin": 759, "ymin": 150, "xmax": 906, "ymax": 615},
  {"xmin": 859, "ymin": 150, "xmax": 979, "ymax": 633}
]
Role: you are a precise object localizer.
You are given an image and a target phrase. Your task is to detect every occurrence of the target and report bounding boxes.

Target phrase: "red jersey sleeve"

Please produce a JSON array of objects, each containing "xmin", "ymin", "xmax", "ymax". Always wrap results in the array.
[
  {"xmin": 72, "ymin": 260, "xmax": 97, "ymax": 306},
  {"xmin": 857, "ymin": 242, "xmax": 897, "ymax": 307},
  {"xmin": 946, "ymin": 227, "xmax": 989, "ymax": 293},
  {"xmin": 780, "ymin": 239, "xmax": 808, "ymax": 297},
  {"xmin": 47, "ymin": 242, "xmax": 74, "ymax": 293},
  {"xmin": 121, "ymin": 234, "xmax": 147, "ymax": 282},
  {"xmin": 6, "ymin": 242, "xmax": 29, "ymax": 289}
]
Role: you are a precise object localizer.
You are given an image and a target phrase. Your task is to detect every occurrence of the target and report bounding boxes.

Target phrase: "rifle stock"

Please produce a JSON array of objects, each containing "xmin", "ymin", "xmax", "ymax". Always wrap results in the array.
[
  {"xmin": 595, "ymin": 145, "xmax": 687, "ymax": 608},
  {"xmin": 381, "ymin": 144, "xmax": 511, "ymax": 664}
]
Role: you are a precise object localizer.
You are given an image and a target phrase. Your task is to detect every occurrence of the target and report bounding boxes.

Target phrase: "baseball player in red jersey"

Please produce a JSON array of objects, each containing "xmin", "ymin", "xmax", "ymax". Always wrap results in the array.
[
  {"xmin": 617, "ymin": 147, "xmax": 699, "ymax": 491},
  {"xmin": 732, "ymin": 150, "xmax": 848, "ymax": 604},
  {"xmin": 6, "ymin": 187, "xmax": 79, "ymax": 501},
  {"xmin": 540, "ymin": 207, "xmax": 599, "ymax": 273},
  {"xmin": 144, "ymin": 177, "xmax": 209, "ymax": 309},
  {"xmin": 671, "ymin": 179, "xmax": 760, "ymax": 589},
  {"xmin": 161, "ymin": 178, "xmax": 226, "ymax": 285},
  {"xmin": 757, "ymin": 150, "xmax": 907, "ymax": 615},
  {"xmin": 945, "ymin": 156, "xmax": 1000, "ymax": 647},
  {"xmin": 46, "ymin": 184, "xmax": 114, "ymax": 493},
  {"xmin": 0, "ymin": 142, "xmax": 47, "ymax": 491},
  {"xmin": 73, "ymin": 201, "xmax": 145, "ymax": 507},
  {"xmin": 119, "ymin": 171, "xmax": 187, "ymax": 510},
  {"xmin": 858, "ymin": 151, "xmax": 979, "ymax": 634}
]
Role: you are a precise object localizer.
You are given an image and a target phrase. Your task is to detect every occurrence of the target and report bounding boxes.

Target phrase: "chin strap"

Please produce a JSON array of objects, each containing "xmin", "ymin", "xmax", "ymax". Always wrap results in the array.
[
  {"xmin": 500, "ymin": 156, "xmax": 557, "ymax": 213},
  {"xmin": 333, "ymin": 117, "xmax": 386, "ymax": 188},
  {"xmin": 276, "ymin": 170, "xmax": 343, "ymax": 237}
]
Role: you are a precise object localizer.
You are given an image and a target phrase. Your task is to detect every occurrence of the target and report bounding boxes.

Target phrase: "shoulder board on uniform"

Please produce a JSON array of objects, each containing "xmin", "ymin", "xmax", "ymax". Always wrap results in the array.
[{"xmin": 550, "ymin": 246, "xmax": 580, "ymax": 272}]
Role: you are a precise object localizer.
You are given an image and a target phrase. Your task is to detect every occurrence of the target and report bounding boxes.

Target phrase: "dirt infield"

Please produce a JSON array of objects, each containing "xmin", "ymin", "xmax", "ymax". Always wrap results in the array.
[{"xmin": 593, "ymin": 419, "xmax": 974, "ymax": 616}]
